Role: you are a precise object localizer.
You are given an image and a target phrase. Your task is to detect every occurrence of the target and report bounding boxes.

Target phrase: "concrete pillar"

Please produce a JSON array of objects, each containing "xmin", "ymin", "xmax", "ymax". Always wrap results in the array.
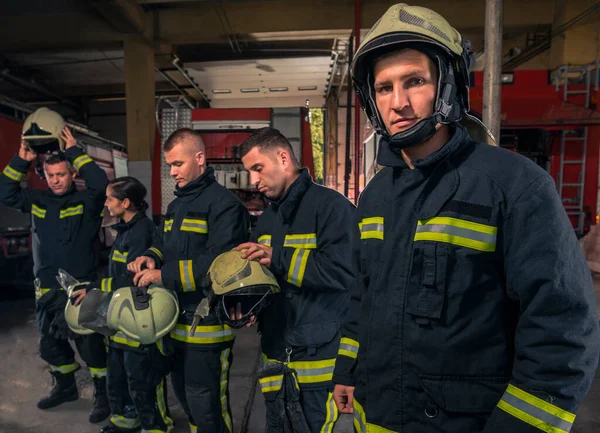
[{"xmin": 124, "ymin": 35, "xmax": 155, "ymax": 217}]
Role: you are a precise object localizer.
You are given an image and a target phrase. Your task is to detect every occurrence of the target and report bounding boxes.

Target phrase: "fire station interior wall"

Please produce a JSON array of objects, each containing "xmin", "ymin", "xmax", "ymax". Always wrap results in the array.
[
  {"xmin": 128, "ymin": 160, "xmax": 153, "ymax": 220},
  {"xmin": 271, "ymin": 108, "xmax": 302, "ymax": 165}
]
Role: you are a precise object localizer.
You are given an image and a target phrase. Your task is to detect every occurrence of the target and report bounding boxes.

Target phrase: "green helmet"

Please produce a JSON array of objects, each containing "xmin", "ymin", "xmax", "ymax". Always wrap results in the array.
[
  {"xmin": 64, "ymin": 282, "xmax": 95, "ymax": 336},
  {"xmin": 202, "ymin": 250, "xmax": 280, "ymax": 329},
  {"xmin": 352, "ymin": 3, "xmax": 495, "ymax": 149},
  {"xmin": 22, "ymin": 107, "xmax": 66, "ymax": 153}
]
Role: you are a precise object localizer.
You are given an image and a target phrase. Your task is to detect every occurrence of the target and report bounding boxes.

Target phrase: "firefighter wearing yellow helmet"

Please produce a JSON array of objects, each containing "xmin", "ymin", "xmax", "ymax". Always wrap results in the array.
[
  {"xmin": 332, "ymin": 4, "xmax": 599, "ymax": 433},
  {"xmin": 22, "ymin": 107, "xmax": 67, "ymax": 153}
]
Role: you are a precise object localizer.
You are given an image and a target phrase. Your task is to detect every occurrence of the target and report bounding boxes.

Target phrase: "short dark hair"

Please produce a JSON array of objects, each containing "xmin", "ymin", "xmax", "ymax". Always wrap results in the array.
[
  {"xmin": 108, "ymin": 176, "xmax": 148, "ymax": 213},
  {"xmin": 44, "ymin": 152, "xmax": 72, "ymax": 170},
  {"xmin": 163, "ymin": 128, "xmax": 204, "ymax": 152},
  {"xmin": 239, "ymin": 127, "xmax": 299, "ymax": 167}
]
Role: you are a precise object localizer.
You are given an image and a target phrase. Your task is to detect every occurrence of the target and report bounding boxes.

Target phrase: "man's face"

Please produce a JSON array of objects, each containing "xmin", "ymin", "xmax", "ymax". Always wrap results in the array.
[
  {"xmin": 242, "ymin": 147, "xmax": 287, "ymax": 200},
  {"xmin": 164, "ymin": 140, "xmax": 205, "ymax": 188},
  {"xmin": 44, "ymin": 161, "xmax": 73, "ymax": 195},
  {"xmin": 373, "ymin": 49, "xmax": 437, "ymax": 136}
]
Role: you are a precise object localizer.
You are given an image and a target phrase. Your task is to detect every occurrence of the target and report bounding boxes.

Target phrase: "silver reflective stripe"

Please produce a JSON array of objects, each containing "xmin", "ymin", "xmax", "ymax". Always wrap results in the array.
[
  {"xmin": 181, "ymin": 221, "xmax": 208, "ymax": 232},
  {"xmin": 339, "ymin": 343, "xmax": 358, "ymax": 354},
  {"xmin": 320, "ymin": 393, "xmax": 338, "ymax": 433},
  {"xmin": 289, "ymin": 249, "xmax": 310, "ymax": 286},
  {"xmin": 415, "ymin": 224, "xmax": 497, "ymax": 244},
  {"xmin": 361, "ymin": 223, "xmax": 383, "ymax": 233},
  {"xmin": 294, "ymin": 365, "xmax": 334, "ymax": 378},
  {"xmin": 220, "ymin": 348, "xmax": 233, "ymax": 433},
  {"xmin": 354, "ymin": 409, "xmax": 366, "ymax": 433},
  {"xmin": 501, "ymin": 392, "xmax": 573, "ymax": 432},
  {"xmin": 172, "ymin": 328, "xmax": 234, "ymax": 339},
  {"xmin": 260, "ymin": 377, "xmax": 283, "ymax": 392},
  {"xmin": 182, "ymin": 260, "xmax": 194, "ymax": 291},
  {"xmin": 284, "ymin": 235, "xmax": 317, "ymax": 248}
]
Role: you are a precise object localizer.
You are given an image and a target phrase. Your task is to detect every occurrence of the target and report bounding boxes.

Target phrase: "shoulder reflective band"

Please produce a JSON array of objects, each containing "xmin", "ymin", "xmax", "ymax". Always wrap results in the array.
[
  {"xmin": 414, "ymin": 216, "xmax": 497, "ymax": 252},
  {"xmin": 110, "ymin": 331, "xmax": 141, "ymax": 348},
  {"xmin": 3, "ymin": 165, "xmax": 26, "ymax": 182},
  {"xmin": 112, "ymin": 250, "xmax": 128, "ymax": 263},
  {"xmin": 338, "ymin": 337, "xmax": 359, "ymax": 359},
  {"xmin": 259, "ymin": 374, "xmax": 284, "ymax": 393},
  {"xmin": 101, "ymin": 277, "xmax": 113, "ymax": 293},
  {"xmin": 73, "ymin": 154, "xmax": 93, "ymax": 171},
  {"xmin": 60, "ymin": 204, "xmax": 84, "ymax": 218},
  {"xmin": 181, "ymin": 218, "xmax": 208, "ymax": 234},
  {"xmin": 497, "ymin": 384, "xmax": 575, "ymax": 433},
  {"xmin": 284, "ymin": 233, "xmax": 318, "ymax": 249},
  {"xmin": 359, "ymin": 217, "xmax": 384, "ymax": 240},
  {"xmin": 287, "ymin": 248, "xmax": 310, "ymax": 287},
  {"xmin": 219, "ymin": 348, "xmax": 233, "ymax": 433},
  {"xmin": 258, "ymin": 234, "xmax": 272, "ymax": 246},
  {"xmin": 32, "ymin": 204, "xmax": 47, "ymax": 219},
  {"xmin": 170, "ymin": 323, "xmax": 235, "ymax": 344},
  {"xmin": 179, "ymin": 260, "xmax": 196, "ymax": 292},
  {"xmin": 148, "ymin": 247, "xmax": 163, "ymax": 261},
  {"xmin": 262, "ymin": 355, "xmax": 335, "ymax": 385},
  {"xmin": 163, "ymin": 219, "xmax": 174, "ymax": 232},
  {"xmin": 89, "ymin": 367, "xmax": 107, "ymax": 379}
]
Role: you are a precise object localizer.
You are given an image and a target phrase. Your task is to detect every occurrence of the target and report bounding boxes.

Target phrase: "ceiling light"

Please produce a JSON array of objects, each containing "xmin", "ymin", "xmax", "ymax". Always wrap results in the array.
[
  {"xmin": 501, "ymin": 73, "xmax": 514, "ymax": 84},
  {"xmin": 269, "ymin": 87, "xmax": 288, "ymax": 92},
  {"xmin": 240, "ymin": 88, "xmax": 260, "ymax": 93},
  {"xmin": 298, "ymin": 86, "xmax": 318, "ymax": 91},
  {"xmin": 212, "ymin": 89, "xmax": 231, "ymax": 94}
]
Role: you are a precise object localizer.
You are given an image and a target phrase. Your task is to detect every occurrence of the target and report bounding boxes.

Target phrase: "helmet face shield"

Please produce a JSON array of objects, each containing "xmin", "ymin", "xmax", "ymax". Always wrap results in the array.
[{"xmin": 216, "ymin": 288, "xmax": 275, "ymax": 329}]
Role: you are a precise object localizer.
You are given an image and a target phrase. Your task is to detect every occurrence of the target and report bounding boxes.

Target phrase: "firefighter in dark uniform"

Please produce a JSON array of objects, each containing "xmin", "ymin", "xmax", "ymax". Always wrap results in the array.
[
  {"xmin": 331, "ymin": 4, "xmax": 600, "ymax": 433},
  {"xmin": 129, "ymin": 128, "xmax": 250, "ymax": 433},
  {"xmin": 236, "ymin": 127, "xmax": 355, "ymax": 433},
  {"xmin": 0, "ymin": 109, "xmax": 110, "ymax": 423},
  {"xmin": 72, "ymin": 176, "xmax": 173, "ymax": 433}
]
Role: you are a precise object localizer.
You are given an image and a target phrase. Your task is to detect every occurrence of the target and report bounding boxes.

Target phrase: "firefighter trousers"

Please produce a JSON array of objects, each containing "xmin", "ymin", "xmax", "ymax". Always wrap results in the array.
[
  {"xmin": 170, "ymin": 344, "xmax": 233, "ymax": 433},
  {"xmin": 299, "ymin": 386, "xmax": 339, "ymax": 433},
  {"xmin": 106, "ymin": 344, "xmax": 173, "ymax": 432},
  {"xmin": 35, "ymin": 297, "xmax": 106, "ymax": 377}
]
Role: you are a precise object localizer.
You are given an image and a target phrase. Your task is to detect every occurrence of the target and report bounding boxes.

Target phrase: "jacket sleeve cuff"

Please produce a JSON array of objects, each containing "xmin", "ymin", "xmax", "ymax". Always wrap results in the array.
[
  {"xmin": 269, "ymin": 245, "xmax": 287, "ymax": 278},
  {"xmin": 3, "ymin": 155, "xmax": 31, "ymax": 181},
  {"xmin": 64, "ymin": 146, "xmax": 94, "ymax": 171},
  {"xmin": 144, "ymin": 248, "xmax": 164, "ymax": 268}
]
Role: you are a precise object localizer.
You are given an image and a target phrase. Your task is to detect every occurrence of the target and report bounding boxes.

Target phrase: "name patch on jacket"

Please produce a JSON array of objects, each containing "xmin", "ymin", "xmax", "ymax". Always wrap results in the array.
[{"xmin": 414, "ymin": 216, "xmax": 497, "ymax": 252}]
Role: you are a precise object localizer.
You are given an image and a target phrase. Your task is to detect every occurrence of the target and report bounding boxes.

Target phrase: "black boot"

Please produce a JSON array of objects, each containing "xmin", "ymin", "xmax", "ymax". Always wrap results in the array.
[
  {"xmin": 89, "ymin": 377, "xmax": 111, "ymax": 424},
  {"xmin": 37, "ymin": 371, "xmax": 79, "ymax": 409},
  {"xmin": 99, "ymin": 424, "xmax": 141, "ymax": 433}
]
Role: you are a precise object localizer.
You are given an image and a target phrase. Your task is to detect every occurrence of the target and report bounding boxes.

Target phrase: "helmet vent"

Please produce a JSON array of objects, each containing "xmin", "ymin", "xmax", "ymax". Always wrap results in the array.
[{"xmin": 398, "ymin": 9, "xmax": 451, "ymax": 44}]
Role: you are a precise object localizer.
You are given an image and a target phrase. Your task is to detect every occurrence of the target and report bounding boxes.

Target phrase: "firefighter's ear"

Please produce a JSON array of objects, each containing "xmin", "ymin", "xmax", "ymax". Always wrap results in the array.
[
  {"xmin": 195, "ymin": 150, "xmax": 205, "ymax": 167},
  {"xmin": 122, "ymin": 197, "xmax": 132, "ymax": 210},
  {"xmin": 71, "ymin": 171, "xmax": 77, "ymax": 180}
]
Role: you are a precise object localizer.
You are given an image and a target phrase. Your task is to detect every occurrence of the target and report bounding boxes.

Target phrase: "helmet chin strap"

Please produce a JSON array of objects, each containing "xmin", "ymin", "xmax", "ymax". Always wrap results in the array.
[{"xmin": 387, "ymin": 115, "xmax": 440, "ymax": 152}]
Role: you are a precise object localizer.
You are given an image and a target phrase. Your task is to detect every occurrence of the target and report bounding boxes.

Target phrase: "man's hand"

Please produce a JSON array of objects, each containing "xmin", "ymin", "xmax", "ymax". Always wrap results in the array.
[
  {"xmin": 71, "ymin": 289, "xmax": 87, "ymax": 306},
  {"xmin": 18, "ymin": 140, "xmax": 37, "ymax": 162},
  {"xmin": 229, "ymin": 302, "xmax": 257, "ymax": 328},
  {"xmin": 134, "ymin": 269, "xmax": 162, "ymax": 287},
  {"xmin": 128, "ymin": 256, "xmax": 156, "ymax": 273},
  {"xmin": 333, "ymin": 384, "xmax": 355, "ymax": 414},
  {"xmin": 60, "ymin": 126, "xmax": 77, "ymax": 150},
  {"xmin": 236, "ymin": 243, "xmax": 273, "ymax": 267}
]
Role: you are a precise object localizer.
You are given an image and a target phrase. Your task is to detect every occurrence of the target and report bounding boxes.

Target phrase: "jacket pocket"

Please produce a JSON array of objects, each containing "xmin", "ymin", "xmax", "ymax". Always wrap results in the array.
[
  {"xmin": 180, "ymin": 210, "xmax": 208, "ymax": 254},
  {"xmin": 406, "ymin": 242, "xmax": 447, "ymax": 324},
  {"xmin": 419, "ymin": 375, "xmax": 509, "ymax": 414},
  {"xmin": 285, "ymin": 321, "xmax": 339, "ymax": 354},
  {"xmin": 58, "ymin": 201, "xmax": 85, "ymax": 243}
]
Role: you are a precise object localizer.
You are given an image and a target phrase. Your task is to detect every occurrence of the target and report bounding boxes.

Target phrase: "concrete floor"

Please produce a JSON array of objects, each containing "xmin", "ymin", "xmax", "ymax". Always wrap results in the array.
[{"xmin": 0, "ymin": 282, "xmax": 599, "ymax": 433}]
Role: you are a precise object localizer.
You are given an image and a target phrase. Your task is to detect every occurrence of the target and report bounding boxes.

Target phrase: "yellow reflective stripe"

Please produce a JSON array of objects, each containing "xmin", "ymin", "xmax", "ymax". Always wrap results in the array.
[
  {"xmin": 259, "ymin": 374, "xmax": 284, "ymax": 393},
  {"xmin": 73, "ymin": 154, "xmax": 93, "ymax": 170},
  {"xmin": 181, "ymin": 218, "xmax": 208, "ymax": 234},
  {"xmin": 31, "ymin": 204, "xmax": 47, "ymax": 219},
  {"xmin": 110, "ymin": 331, "xmax": 141, "ymax": 348},
  {"xmin": 163, "ymin": 219, "xmax": 173, "ymax": 232},
  {"xmin": 189, "ymin": 423, "xmax": 198, "ymax": 433},
  {"xmin": 258, "ymin": 234, "xmax": 272, "ymax": 246},
  {"xmin": 110, "ymin": 415, "xmax": 141, "ymax": 429},
  {"xmin": 287, "ymin": 248, "xmax": 310, "ymax": 287},
  {"xmin": 320, "ymin": 392, "xmax": 339, "ymax": 433},
  {"xmin": 353, "ymin": 398, "xmax": 367, "ymax": 433},
  {"xmin": 497, "ymin": 384, "xmax": 575, "ymax": 433},
  {"xmin": 59, "ymin": 204, "xmax": 84, "ymax": 218},
  {"xmin": 338, "ymin": 337, "xmax": 359, "ymax": 359},
  {"xmin": 35, "ymin": 287, "xmax": 52, "ymax": 300},
  {"xmin": 220, "ymin": 348, "xmax": 233, "ymax": 433},
  {"xmin": 263, "ymin": 355, "xmax": 335, "ymax": 384},
  {"xmin": 284, "ymin": 233, "xmax": 318, "ymax": 249},
  {"xmin": 101, "ymin": 278, "xmax": 113, "ymax": 293},
  {"xmin": 179, "ymin": 260, "xmax": 196, "ymax": 292},
  {"xmin": 111, "ymin": 250, "xmax": 128, "ymax": 263},
  {"xmin": 49, "ymin": 362, "xmax": 80, "ymax": 374},
  {"xmin": 89, "ymin": 367, "xmax": 107, "ymax": 378},
  {"xmin": 414, "ymin": 216, "xmax": 497, "ymax": 252},
  {"xmin": 359, "ymin": 216, "xmax": 384, "ymax": 240},
  {"xmin": 149, "ymin": 247, "xmax": 163, "ymax": 261},
  {"xmin": 156, "ymin": 378, "xmax": 174, "ymax": 430},
  {"xmin": 2, "ymin": 165, "xmax": 26, "ymax": 182},
  {"xmin": 170, "ymin": 324, "xmax": 235, "ymax": 344}
]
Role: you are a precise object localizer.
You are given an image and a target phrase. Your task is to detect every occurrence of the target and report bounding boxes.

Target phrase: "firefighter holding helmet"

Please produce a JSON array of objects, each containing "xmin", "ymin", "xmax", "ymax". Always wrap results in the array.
[{"xmin": 331, "ymin": 4, "xmax": 600, "ymax": 433}]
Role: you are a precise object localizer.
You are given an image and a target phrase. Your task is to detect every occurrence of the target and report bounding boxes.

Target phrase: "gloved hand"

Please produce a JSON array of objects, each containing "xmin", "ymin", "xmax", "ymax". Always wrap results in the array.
[{"xmin": 49, "ymin": 312, "xmax": 70, "ymax": 340}]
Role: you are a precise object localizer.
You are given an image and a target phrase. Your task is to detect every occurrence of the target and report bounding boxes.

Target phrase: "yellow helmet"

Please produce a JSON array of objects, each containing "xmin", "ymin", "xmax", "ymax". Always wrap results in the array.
[
  {"xmin": 204, "ymin": 250, "xmax": 280, "ymax": 328},
  {"xmin": 22, "ymin": 107, "xmax": 66, "ymax": 153},
  {"xmin": 64, "ymin": 281, "xmax": 95, "ymax": 336},
  {"xmin": 352, "ymin": 3, "xmax": 495, "ymax": 148}
]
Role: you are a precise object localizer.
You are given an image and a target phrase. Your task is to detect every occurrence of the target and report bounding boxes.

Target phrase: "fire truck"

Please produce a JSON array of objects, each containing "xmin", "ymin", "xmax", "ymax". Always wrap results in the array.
[{"xmin": 0, "ymin": 96, "xmax": 127, "ymax": 286}]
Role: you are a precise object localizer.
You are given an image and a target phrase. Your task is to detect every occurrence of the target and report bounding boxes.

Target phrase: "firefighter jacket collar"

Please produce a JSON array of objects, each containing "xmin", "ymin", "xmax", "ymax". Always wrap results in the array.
[
  {"xmin": 174, "ymin": 166, "xmax": 216, "ymax": 201},
  {"xmin": 46, "ymin": 182, "xmax": 78, "ymax": 198},
  {"xmin": 377, "ymin": 124, "xmax": 466, "ymax": 169},
  {"xmin": 111, "ymin": 211, "xmax": 146, "ymax": 234},
  {"xmin": 269, "ymin": 168, "xmax": 312, "ymax": 224}
]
